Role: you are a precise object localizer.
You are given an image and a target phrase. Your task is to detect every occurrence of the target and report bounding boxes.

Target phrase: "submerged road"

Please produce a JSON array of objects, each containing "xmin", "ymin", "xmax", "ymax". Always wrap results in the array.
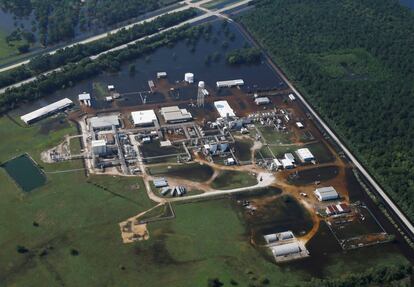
[
  {"xmin": 0, "ymin": 0, "xmax": 251, "ymax": 95},
  {"xmin": 233, "ymin": 22, "xmax": 414, "ymax": 237}
]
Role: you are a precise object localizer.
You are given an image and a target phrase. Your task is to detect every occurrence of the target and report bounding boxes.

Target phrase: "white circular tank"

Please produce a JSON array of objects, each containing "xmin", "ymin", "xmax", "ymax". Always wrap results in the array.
[
  {"xmin": 198, "ymin": 81, "xmax": 205, "ymax": 88},
  {"xmin": 184, "ymin": 73, "xmax": 194, "ymax": 83}
]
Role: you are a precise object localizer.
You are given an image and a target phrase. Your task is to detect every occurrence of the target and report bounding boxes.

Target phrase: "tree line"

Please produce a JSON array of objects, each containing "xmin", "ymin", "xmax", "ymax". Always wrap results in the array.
[
  {"xmin": 0, "ymin": 9, "xmax": 197, "ymax": 89},
  {"xmin": 241, "ymin": 0, "xmax": 414, "ymax": 221},
  {"xmin": 226, "ymin": 47, "xmax": 261, "ymax": 65},
  {"xmin": 306, "ymin": 263, "xmax": 412, "ymax": 287},
  {"xmin": 0, "ymin": 24, "xmax": 206, "ymax": 113},
  {"xmin": 0, "ymin": 0, "xmax": 180, "ymax": 46}
]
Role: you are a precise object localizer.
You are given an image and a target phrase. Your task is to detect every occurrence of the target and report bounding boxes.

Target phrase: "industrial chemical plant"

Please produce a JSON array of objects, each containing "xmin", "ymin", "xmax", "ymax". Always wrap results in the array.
[{"xmin": 25, "ymin": 69, "xmax": 394, "ymax": 264}]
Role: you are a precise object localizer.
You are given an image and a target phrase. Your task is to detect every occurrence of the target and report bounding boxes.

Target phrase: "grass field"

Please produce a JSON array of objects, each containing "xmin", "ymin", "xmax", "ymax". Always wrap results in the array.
[
  {"xmin": 211, "ymin": 170, "xmax": 257, "ymax": 190},
  {"xmin": 69, "ymin": 137, "xmax": 82, "ymax": 155},
  {"xmin": 0, "ymin": 112, "xmax": 409, "ymax": 286},
  {"xmin": 258, "ymin": 126, "xmax": 292, "ymax": 144}
]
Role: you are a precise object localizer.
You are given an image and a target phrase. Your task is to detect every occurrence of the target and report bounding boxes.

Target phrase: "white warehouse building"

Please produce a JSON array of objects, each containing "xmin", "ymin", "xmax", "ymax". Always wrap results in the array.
[
  {"xmin": 20, "ymin": 98, "xmax": 73, "ymax": 124},
  {"xmin": 90, "ymin": 115, "xmax": 120, "ymax": 130},
  {"xmin": 131, "ymin": 110, "xmax": 158, "ymax": 126},
  {"xmin": 271, "ymin": 242, "xmax": 301, "ymax": 257},
  {"xmin": 314, "ymin": 186, "xmax": 339, "ymax": 201},
  {"xmin": 216, "ymin": 79, "xmax": 244, "ymax": 88},
  {"xmin": 296, "ymin": 148, "xmax": 315, "ymax": 162}
]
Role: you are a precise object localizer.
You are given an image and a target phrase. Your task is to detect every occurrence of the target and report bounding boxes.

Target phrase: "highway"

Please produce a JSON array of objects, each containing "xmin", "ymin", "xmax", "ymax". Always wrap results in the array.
[
  {"xmin": 235, "ymin": 23, "xmax": 414, "ymax": 237},
  {"xmin": 0, "ymin": 0, "xmax": 251, "ymax": 94}
]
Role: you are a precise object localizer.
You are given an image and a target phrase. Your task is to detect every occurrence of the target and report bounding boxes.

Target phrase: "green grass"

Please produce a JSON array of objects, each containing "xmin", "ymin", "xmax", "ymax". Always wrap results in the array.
[
  {"xmin": 306, "ymin": 142, "xmax": 334, "ymax": 163},
  {"xmin": 211, "ymin": 170, "xmax": 257, "ymax": 190},
  {"xmin": 258, "ymin": 126, "xmax": 292, "ymax": 144},
  {"xmin": 92, "ymin": 82, "xmax": 110, "ymax": 99},
  {"xmin": 0, "ymin": 112, "xmax": 409, "ymax": 286},
  {"xmin": 0, "ymin": 115, "xmax": 76, "ymax": 165},
  {"xmin": 69, "ymin": 137, "xmax": 82, "ymax": 155},
  {"xmin": 313, "ymin": 48, "xmax": 389, "ymax": 81},
  {"xmin": 146, "ymin": 200, "xmax": 306, "ymax": 286},
  {"xmin": 257, "ymin": 144, "xmax": 299, "ymax": 159}
]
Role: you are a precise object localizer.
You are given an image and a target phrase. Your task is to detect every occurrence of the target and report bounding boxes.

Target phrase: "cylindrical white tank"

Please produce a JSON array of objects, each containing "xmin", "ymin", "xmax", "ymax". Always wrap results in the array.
[
  {"xmin": 198, "ymin": 81, "xmax": 205, "ymax": 88},
  {"xmin": 184, "ymin": 73, "xmax": 194, "ymax": 83}
]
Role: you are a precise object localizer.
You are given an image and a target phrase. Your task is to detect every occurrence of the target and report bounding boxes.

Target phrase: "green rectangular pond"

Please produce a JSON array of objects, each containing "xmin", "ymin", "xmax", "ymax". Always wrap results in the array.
[{"xmin": 2, "ymin": 154, "xmax": 46, "ymax": 192}]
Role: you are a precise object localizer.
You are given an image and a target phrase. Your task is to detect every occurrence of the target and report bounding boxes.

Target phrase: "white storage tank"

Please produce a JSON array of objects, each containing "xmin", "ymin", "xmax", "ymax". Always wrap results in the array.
[
  {"xmin": 198, "ymin": 81, "xmax": 205, "ymax": 88},
  {"xmin": 184, "ymin": 73, "xmax": 194, "ymax": 83}
]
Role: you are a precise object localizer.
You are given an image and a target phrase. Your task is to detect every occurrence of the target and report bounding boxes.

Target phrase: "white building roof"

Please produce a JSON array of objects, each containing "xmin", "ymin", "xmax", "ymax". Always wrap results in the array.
[
  {"xmin": 284, "ymin": 153, "xmax": 295, "ymax": 162},
  {"xmin": 157, "ymin": 72, "xmax": 167, "ymax": 78},
  {"xmin": 90, "ymin": 115, "xmax": 119, "ymax": 129},
  {"xmin": 216, "ymin": 79, "xmax": 244, "ymax": 88},
  {"xmin": 288, "ymin": 93, "xmax": 296, "ymax": 101},
  {"xmin": 296, "ymin": 122, "xmax": 304, "ymax": 128},
  {"xmin": 78, "ymin": 92, "xmax": 91, "ymax": 101},
  {"xmin": 160, "ymin": 106, "xmax": 192, "ymax": 123},
  {"xmin": 281, "ymin": 158, "xmax": 294, "ymax": 168},
  {"xmin": 20, "ymin": 98, "xmax": 73, "ymax": 124},
  {"xmin": 131, "ymin": 110, "xmax": 157, "ymax": 126},
  {"xmin": 255, "ymin": 97, "xmax": 270, "ymax": 105},
  {"xmin": 214, "ymin": 100, "xmax": 236, "ymax": 118},
  {"xmin": 273, "ymin": 158, "xmax": 282, "ymax": 167},
  {"xmin": 314, "ymin": 186, "xmax": 339, "ymax": 201},
  {"xmin": 272, "ymin": 242, "xmax": 301, "ymax": 257},
  {"xmin": 296, "ymin": 148, "xmax": 314, "ymax": 162},
  {"xmin": 91, "ymin": 139, "xmax": 106, "ymax": 147}
]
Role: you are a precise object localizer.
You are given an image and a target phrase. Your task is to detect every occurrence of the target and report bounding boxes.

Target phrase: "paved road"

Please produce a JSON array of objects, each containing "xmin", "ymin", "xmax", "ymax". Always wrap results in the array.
[
  {"xmin": 0, "ymin": 0, "xmax": 251, "ymax": 95},
  {"xmin": 234, "ymin": 22, "xmax": 414, "ymax": 237},
  {"xmin": 0, "ymin": 2, "xmax": 191, "ymax": 74},
  {"xmin": 149, "ymin": 171, "xmax": 275, "ymax": 203}
]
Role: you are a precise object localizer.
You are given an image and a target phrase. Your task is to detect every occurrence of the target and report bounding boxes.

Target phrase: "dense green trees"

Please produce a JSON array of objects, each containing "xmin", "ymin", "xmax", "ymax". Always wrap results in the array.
[
  {"xmin": 0, "ymin": 0, "xmax": 180, "ymax": 46},
  {"xmin": 241, "ymin": 0, "xmax": 414, "ymax": 220},
  {"xmin": 0, "ymin": 9, "xmax": 197, "ymax": 88},
  {"xmin": 306, "ymin": 263, "xmax": 412, "ymax": 287},
  {"xmin": 226, "ymin": 47, "xmax": 261, "ymax": 65}
]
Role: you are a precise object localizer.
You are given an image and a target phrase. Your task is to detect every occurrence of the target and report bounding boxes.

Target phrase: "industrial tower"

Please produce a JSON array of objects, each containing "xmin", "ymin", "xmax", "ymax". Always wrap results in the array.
[{"xmin": 197, "ymin": 81, "xmax": 205, "ymax": 107}]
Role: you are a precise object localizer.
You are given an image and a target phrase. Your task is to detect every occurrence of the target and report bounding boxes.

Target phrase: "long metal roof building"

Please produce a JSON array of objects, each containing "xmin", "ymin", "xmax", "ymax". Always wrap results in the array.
[
  {"xmin": 271, "ymin": 242, "xmax": 301, "ymax": 257},
  {"xmin": 20, "ymin": 98, "xmax": 73, "ymax": 124}
]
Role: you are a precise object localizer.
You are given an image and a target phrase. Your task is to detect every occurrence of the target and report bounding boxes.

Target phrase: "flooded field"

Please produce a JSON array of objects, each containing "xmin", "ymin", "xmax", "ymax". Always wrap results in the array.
[
  {"xmin": 235, "ymin": 194, "xmax": 313, "ymax": 244},
  {"xmin": 233, "ymin": 139, "xmax": 253, "ymax": 162},
  {"xmin": 1, "ymin": 154, "xmax": 46, "ymax": 192},
  {"xmin": 288, "ymin": 165, "xmax": 339, "ymax": 185},
  {"xmin": 148, "ymin": 163, "xmax": 214, "ymax": 182},
  {"xmin": 12, "ymin": 19, "xmax": 285, "ymax": 117}
]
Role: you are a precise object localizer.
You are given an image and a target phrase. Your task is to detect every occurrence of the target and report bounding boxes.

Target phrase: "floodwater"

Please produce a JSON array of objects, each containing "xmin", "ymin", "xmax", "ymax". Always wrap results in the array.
[
  {"xmin": 13, "ymin": 19, "xmax": 285, "ymax": 117},
  {"xmin": 400, "ymin": 0, "xmax": 414, "ymax": 10},
  {"xmin": 0, "ymin": 2, "xmax": 183, "ymax": 50},
  {"xmin": 234, "ymin": 194, "xmax": 313, "ymax": 244},
  {"xmin": 287, "ymin": 165, "xmax": 339, "ymax": 185},
  {"xmin": 2, "ymin": 154, "xmax": 46, "ymax": 192}
]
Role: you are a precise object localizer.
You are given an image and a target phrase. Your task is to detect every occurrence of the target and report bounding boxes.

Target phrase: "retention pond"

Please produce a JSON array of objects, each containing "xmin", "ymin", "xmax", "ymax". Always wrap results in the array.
[{"xmin": 2, "ymin": 154, "xmax": 46, "ymax": 192}]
